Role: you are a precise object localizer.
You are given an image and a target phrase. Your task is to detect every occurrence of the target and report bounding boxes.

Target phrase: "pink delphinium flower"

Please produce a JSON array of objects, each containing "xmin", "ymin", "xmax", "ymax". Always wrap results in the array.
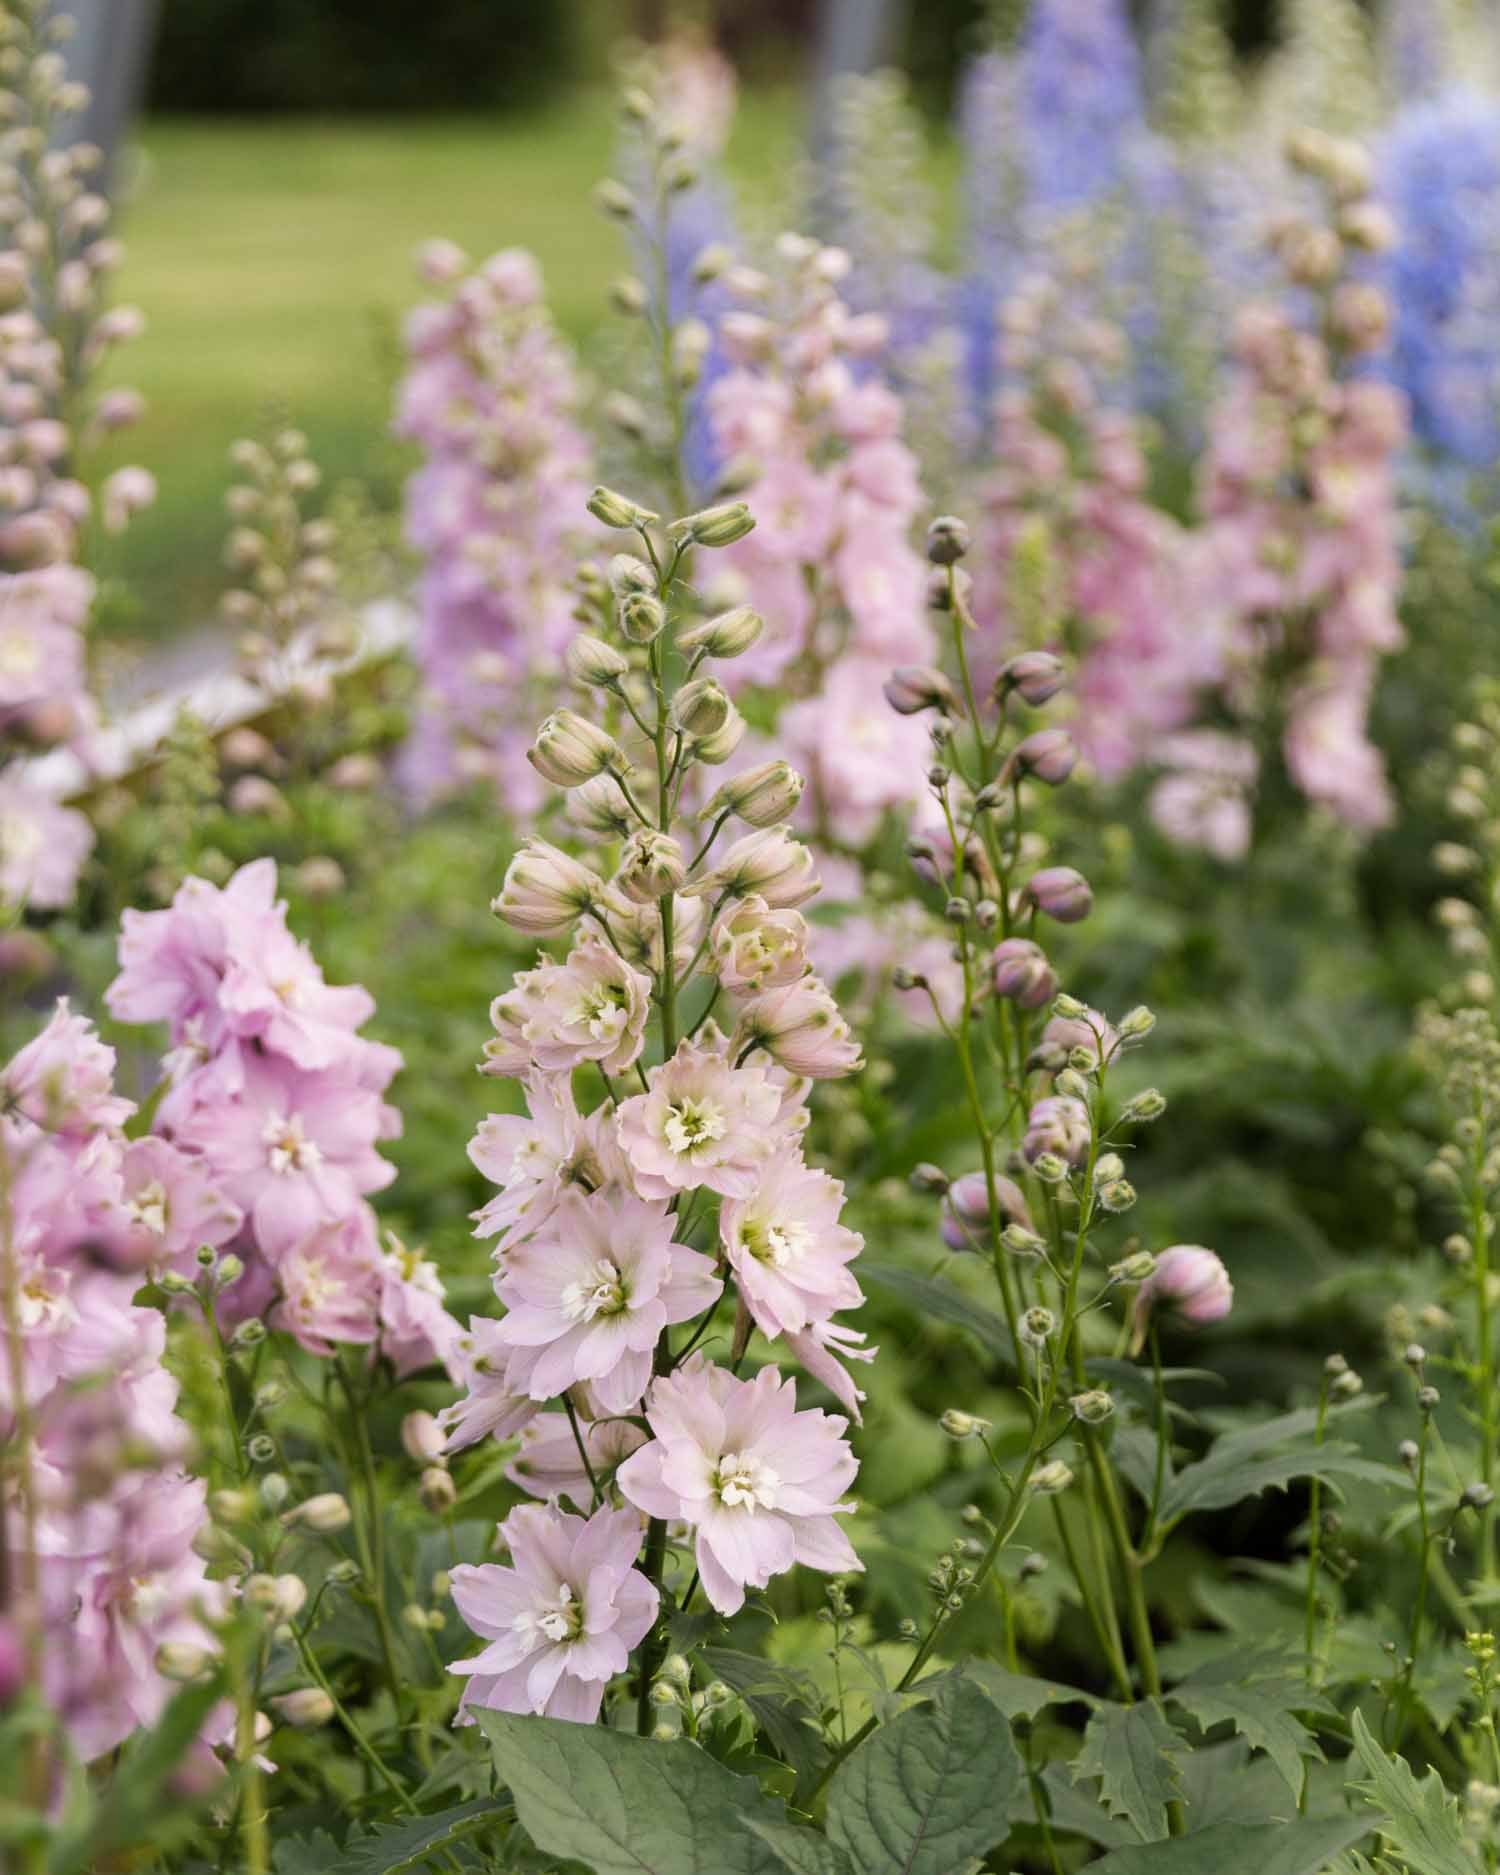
[
  {"xmin": 615, "ymin": 1040, "xmax": 785, "ymax": 1200},
  {"xmin": 440, "ymin": 1317, "xmax": 537, "ymax": 1453},
  {"xmin": 449, "ymin": 1503, "xmax": 657, "ymax": 1723},
  {"xmin": 710, "ymin": 895, "xmax": 809, "ymax": 993},
  {"xmin": 484, "ymin": 934, "xmax": 652, "ymax": 1078},
  {"xmin": 618, "ymin": 1355, "xmax": 860, "ymax": 1615},
  {"xmin": 3, "ymin": 999, "xmax": 134, "ymax": 1135},
  {"xmin": 272, "ymin": 1215, "xmax": 382, "ymax": 1356},
  {"xmin": 494, "ymin": 1187, "xmax": 721, "ymax": 1413},
  {"xmin": 505, "ymin": 1409, "xmax": 647, "ymax": 1506},
  {"xmin": 1132, "ymin": 1244, "xmax": 1233, "ymax": 1347},
  {"xmin": 733, "ymin": 975, "xmax": 864, "ymax": 1079},
  {"xmin": 1147, "ymin": 731, "xmax": 1257, "ymax": 863},
  {"xmin": 1022, "ymin": 1094, "xmax": 1091, "ymax": 1166},
  {"xmin": 0, "ymin": 779, "xmax": 93, "ymax": 913},
  {"xmin": 468, "ymin": 1069, "xmax": 621, "ymax": 1253},
  {"xmin": 719, "ymin": 1152, "xmax": 863, "ymax": 1337},
  {"xmin": 118, "ymin": 1135, "xmax": 243, "ymax": 1277}
]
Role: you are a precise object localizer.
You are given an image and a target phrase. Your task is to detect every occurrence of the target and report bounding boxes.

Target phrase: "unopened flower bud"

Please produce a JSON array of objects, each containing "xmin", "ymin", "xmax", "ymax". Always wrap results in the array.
[
  {"xmin": 420, "ymin": 1467, "xmax": 457, "ymax": 1514},
  {"xmin": 1031, "ymin": 1151, "xmax": 1069, "ymax": 1184},
  {"xmin": 677, "ymin": 604, "xmax": 763, "ymax": 659},
  {"xmin": 670, "ymin": 501, "xmax": 755, "ymax": 547},
  {"xmin": 1071, "ymin": 1389, "xmax": 1115, "ymax": 1424},
  {"xmin": 1000, "ymin": 650, "xmax": 1066, "ymax": 706},
  {"xmin": 1403, "ymin": 1344, "xmax": 1426, "ymax": 1370},
  {"xmin": 926, "ymin": 514, "xmax": 971, "ymax": 565},
  {"xmin": 1463, "ymin": 1482, "xmax": 1496, "ymax": 1510},
  {"xmin": 702, "ymin": 759, "xmax": 803, "ymax": 828},
  {"xmin": 1005, "ymin": 728, "xmax": 1076, "ymax": 786},
  {"xmin": 1020, "ymin": 1306, "xmax": 1055, "ymax": 1345},
  {"xmin": 940, "ymin": 1409, "xmax": 991, "ymax": 1440},
  {"xmin": 692, "ymin": 708, "xmax": 746, "ymax": 764},
  {"xmin": 1031, "ymin": 1460, "xmax": 1074, "ymax": 1495},
  {"xmin": 991, "ymin": 938, "xmax": 1058, "ymax": 1009},
  {"xmin": 1110, "ymin": 1250, "xmax": 1157, "ymax": 1283},
  {"xmin": 272, "ymin": 1688, "xmax": 335, "ymax": 1728},
  {"xmin": 616, "ymin": 829, "xmax": 686, "ymax": 903},
  {"xmin": 231, "ymin": 1316, "xmax": 266, "ymax": 1349},
  {"xmin": 1098, "ymin": 1178, "xmax": 1136, "ymax": 1213},
  {"xmin": 1002, "ymin": 1224, "xmax": 1046, "ymax": 1256},
  {"xmin": 611, "ymin": 274, "xmax": 648, "ymax": 315},
  {"xmin": 1418, "ymin": 1385, "xmax": 1440, "ymax": 1411},
  {"xmin": 401, "ymin": 1411, "xmax": 446, "ymax": 1464},
  {"xmin": 157, "ymin": 1642, "xmax": 213, "ymax": 1682},
  {"xmin": 567, "ymin": 633, "xmax": 630, "ymax": 688},
  {"xmin": 910, "ymin": 1162, "xmax": 950, "ymax": 1195},
  {"xmin": 528, "ymin": 710, "xmax": 622, "ymax": 788},
  {"xmin": 1019, "ymin": 1551, "xmax": 1048, "ymax": 1579},
  {"xmin": 620, "ymin": 591, "xmax": 666, "ymax": 643},
  {"xmin": 1398, "ymin": 1440, "xmax": 1420, "ymax": 1471},
  {"xmin": 1331, "ymin": 1370, "xmax": 1363, "ymax": 1398},
  {"xmin": 1024, "ymin": 866, "xmax": 1093, "ymax": 924},
  {"xmin": 884, "ymin": 665, "xmax": 961, "ymax": 716},
  {"xmin": 671, "ymin": 676, "xmax": 733, "ymax": 738},
  {"xmin": 284, "ymin": 1493, "xmax": 352, "ymax": 1534},
  {"xmin": 1122, "ymin": 1088, "xmax": 1166, "ymax": 1124}
]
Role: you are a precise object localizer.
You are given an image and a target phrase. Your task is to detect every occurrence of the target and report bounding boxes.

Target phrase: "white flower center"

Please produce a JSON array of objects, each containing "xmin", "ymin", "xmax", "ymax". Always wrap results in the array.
[
  {"xmin": 515, "ymin": 1581, "xmax": 581, "ymax": 1646},
  {"xmin": 745, "ymin": 1215, "xmax": 812, "ymax": 1269},
  {"xmin": 263, "ymin": 1111, "xmax": 322, "ymax": 1174},
  {"xmin": 0, "ymin": 810, "xmax": 41, "ymax": 865},
  {"xmin": 19, "ymin": 1266, "xmax": 74, "ymax": 1331},
  {"xmin": 559, "ymin": 1257, "xmax": 626, "ymax": 1323},
  {"xmin": 124, "ymin": 1178, "xmax": 169, "ymax": 1237},
  {"xmin": 716, "ymin": 1451, "xmax": 780, "ymax": 1512},
  {"xmin": 289, "ymin": 1253, "xmax": 343, "ymax": 1314},
  {"xmin": 0, "ymin": 629, "xmax": 38, "ymax": 678},
  {"xmin": 573, "ymin": 983, "xmax": 626, "ymax": 1044},
  {"xmin": 663, "ymin": 1094, "xmax": 727, "ymax": 1158}
]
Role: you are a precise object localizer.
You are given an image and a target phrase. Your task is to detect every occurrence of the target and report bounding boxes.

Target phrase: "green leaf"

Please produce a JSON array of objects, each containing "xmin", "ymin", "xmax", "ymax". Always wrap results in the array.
[
  {"xmin": 1086, "ymin": 1816, "xmax": 1371, "ymax": 1875},
  {"xmin": 962, "ymin": 1660, "xmax": 1104, "ymax": 1721},
  {"xmin": 1167, "ymin": 1653, "xmax": 1329, "ymax": 1799},
  {"xmin": 860, "ymin": 1263, "xmax": 1015, "ymax": 1363},
  {"xmin": 331, "ymin": 1799, "xmax": 504, "ymax": 1874},
  {"xmin": 1157, "ymin": 1444, "xmax": 1399, "ymax": 1524},
  {"xmin": 1347, "ymin": 1709, "xmax": 1484, "ymax": 1875},
  {"xmin": 478, "ymin": 1709, "xmax": 788, "ymax": 1875},
  {"xmin": 740, "ymin": 1817, "xmax": 855, "ymax": 1875},
  {"xmin": 700, "ymin": 1648, "xmax": 830, "ymax": 1792},
  {"xmin": 1073, "ymin": 1698, "xmax": 1184, "ymax": 1842},
  {"xmin": 825, "ymin": 1675, "xmax": 1021, "ymax": 1875},
  {"xmin": 274, "ymin": 1834, "xmax": 345, "ymax": 1875}
]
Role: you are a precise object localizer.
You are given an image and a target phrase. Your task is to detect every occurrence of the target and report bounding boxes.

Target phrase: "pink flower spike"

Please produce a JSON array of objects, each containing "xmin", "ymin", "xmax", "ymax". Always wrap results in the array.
[
  {"xmin": 618, "ymin": 1355, "xmax": 860, "ymax": 1614},
  {"xmin": 449, "ymin": 1502, "xmax": 657, "ymax": 1724}
]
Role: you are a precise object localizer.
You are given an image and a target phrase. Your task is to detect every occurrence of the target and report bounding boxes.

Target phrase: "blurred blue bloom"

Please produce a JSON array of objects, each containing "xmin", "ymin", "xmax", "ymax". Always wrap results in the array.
[{"xmin": 1019, "ymin": 0, "xmax": 1146, "ymax": 212}]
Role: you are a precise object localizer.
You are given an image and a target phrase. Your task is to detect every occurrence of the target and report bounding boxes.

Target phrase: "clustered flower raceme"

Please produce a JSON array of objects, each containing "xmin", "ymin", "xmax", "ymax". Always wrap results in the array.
[
  {"xmin": 0, "ymin": 1003, "xmax": 230, "ymax": 1765},
  {"xmin": 218, "ymin": 428, "xmax": 341, "ymax": 686},
  {"xmin": 444, "ymin": 485, "xmax": 868, "ymax": 1727},
  {"xmin": 103, "ymin": 855, "xmax": 461, "ymax": 1372},
  {"xmin": 701, "ymin": 232, "xmax": 938, "ymax": 847},
  {"xmin": 395, "ymin": 243, "xmax": 596, "ymax": 809}
]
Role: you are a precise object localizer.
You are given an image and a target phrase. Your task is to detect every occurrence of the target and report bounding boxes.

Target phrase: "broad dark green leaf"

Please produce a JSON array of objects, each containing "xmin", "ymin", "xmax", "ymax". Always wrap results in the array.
[
  {"xmin": 860, "ymin": 1263, "xmax": 1015, "ymax": 1363},
  {"xmin": 273, "ymin": 1832, "xmax": 344, "ymax": 1875},
  {"xmin": 825, "ymin": 1676, "xmax": 1021, "ymax": 1875},
  {"xmin": 1157, "ymin": 1445, "xmax": 1399, "ymax": 1525},
  {"xmin": 1347, "ymin": 1709, "xmax": 1484, "ymax": 1875},
  {"xmin": 1073, "ymin": 1698, "xmax": 1183, "ymax": 1842},
  {"xmin": 963, "ymin": 1660, "xmax": 1104, "ymax": 1721},
  {"xmin": 741, "ymin": 1817, "xmax": 855, "ymax": 1875},
  {"xmin": 1087, "ymin": 1816, "xmax": 1371, "ymax": 1875},
  {"xmin": 331, "ymin": 1799, "xmax": 504, "ymax": 1874},
  {"xmin": 478, "ymin": 1709, "xmax": 788, "ymax": 1875}
]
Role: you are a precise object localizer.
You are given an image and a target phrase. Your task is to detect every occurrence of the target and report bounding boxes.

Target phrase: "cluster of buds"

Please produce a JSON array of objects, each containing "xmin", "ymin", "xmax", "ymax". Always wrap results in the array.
[
  {"xmin": 401, "ymin": 1409, "xmax": 457, "ymax": 1515},
  {"xmin": 220, "ymin": 431, "xmax": 340, "ymax": 679},
  {"xmin": 1430, "ymin": 684, "xmax": 1500, "ymax": 1004}
]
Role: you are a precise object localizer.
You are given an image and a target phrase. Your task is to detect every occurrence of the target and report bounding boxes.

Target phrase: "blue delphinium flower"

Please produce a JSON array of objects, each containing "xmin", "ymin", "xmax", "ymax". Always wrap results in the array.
[
  {"xmin": 1019, "ymin": 0, "xmax": 1146, "ymax": 213},
  {"xmin": 1380, "ymin": 92, "xmax": 1500, "ymax": 473}
]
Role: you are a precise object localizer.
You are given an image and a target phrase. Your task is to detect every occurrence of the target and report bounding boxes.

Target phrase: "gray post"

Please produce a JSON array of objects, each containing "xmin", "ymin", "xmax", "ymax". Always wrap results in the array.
[
  {"xmin": 809, "ymin": 0, "xmax": 907, "ymax": 168},
  {"xmin": 59, "ymin": 0, "xmax": 159, "ymax": 184}
]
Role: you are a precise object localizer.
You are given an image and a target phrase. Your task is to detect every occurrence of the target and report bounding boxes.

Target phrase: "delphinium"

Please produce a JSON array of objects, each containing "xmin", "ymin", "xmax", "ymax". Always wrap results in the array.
[
  {"xmin": 968, "ymin": 273, "xmax": 1209, "ymax": 785},
  {"xmin": 1377, "ymin": 0, "xmax": 1470, "ymax": 103},
  {"xmin": 602, "ymin": 30, "xmax": 741, "ymax": 500},
  {"xmin": 0, "ymin": 1004, "xmax": 246, "ymax": 1831},
  {"xmin": 444, "ymin": 482, "xmax": 872, "ymax": 1736},
  {"xmin": 1150, "ymin": 130, "xmax": 1407, "ymax": 854},
  {"xmin": 1264, "ymin": 0, "xmax": 1381, "ymax": 139},
  {"xmin": 0, "ymin": 0, "xmax": 152, "ymax": 931},
  {"xmin": 393, "ymin": 242, "xmax": 595, "ymax": 809}
]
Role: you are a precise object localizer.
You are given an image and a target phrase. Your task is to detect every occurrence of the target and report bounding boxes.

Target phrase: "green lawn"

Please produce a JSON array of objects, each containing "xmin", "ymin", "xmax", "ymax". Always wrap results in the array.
[{"xmin": 96, "ymin": 92, "xmax": 809, "ymax": 638}]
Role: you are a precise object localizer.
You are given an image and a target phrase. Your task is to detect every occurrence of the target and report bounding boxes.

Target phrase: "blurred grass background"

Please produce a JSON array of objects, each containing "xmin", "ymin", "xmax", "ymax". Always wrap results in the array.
[{"xmin": 93, "ymin": 89, "xmax": 824, "ymax": 640}]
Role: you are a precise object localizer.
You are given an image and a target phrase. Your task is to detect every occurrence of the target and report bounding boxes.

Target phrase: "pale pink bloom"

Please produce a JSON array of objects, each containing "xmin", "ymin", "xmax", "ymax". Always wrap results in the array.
[
  {"xmin": 118, "ymin": 1135, "xmax": 243, "ymax": 1276},
  {"xmin": 484, "ymin": 934, "xmax": 651, "ymax": 1079},
  {"xmin": 710, "ymin": 895, "xmax": 808, "ymax": 994},
  {"xmin": 469, "ymin": 1071, "xmax": 600, "ymax": 1251},
  {"xmin": 215, "ymin": 868, "xmax": 376, "ymax": 1069},
  {"xmin": 1133, "ymin": 1245, "xmax": 1233, "ymax": 1342},
  {"xmin": 169, "ymin": 1049, "xmax": 396, "ymax": 1257},
  {"xmin": 506, "ymin": 1410, "xmax": 647, "ymax": 1506},
  {"xmin": 4, "ymin": 1001, "xmax": 133, "ymax": 1136},
  {"xmin": 449, "ymin": 1502, "xmax": 657, "ymax": 1724},
  {"xmin": 1149, "ymin": 731, "xmax": 1258, "ymax": 862},
  {"xmin": 492, "ymin": 838, "xmax": 602, "ymax": 936},
  {"xmin": 1283, "ymin": 684, "xmax": 1393, "ymax": 831},
  {"xmin": 494, "ymin": 1187, "xmax": 720, "ymax": 1413},
  {"xmin": 616, "ymin": 1041, "xmax": 784, "ymax": 1200},
  {"xmin": 272, "ymin": 1215, "xmax": 382, "ymax": 1355},
  {"xmin": 720, "ymin": 1153, "xmax": 863, "ymax": 1337},
  {"xmin": 780, "ymin": 657, "xmax": 930, "ymax": 846},
  {"xmin": 733, "ymin": 976, "xmax": 863, "ymax": 1080},
  {"xmin": 0, "ymin": 779, "xmax": 93, "ymax": 913},
  {"xmin": 785, "ymin": 1319, "xmax": 877, "ymax": 1421},
  {"xmin": 378, "ymin": 1235, "xmax": 462, "ymax": 1378},
  {"xmin": 618, "ymin": 1356, "xmax": 860, "ymax": 1615},
  {"xmin": 441, "ymin": 1317, "xmax": 537, "ymax": 1452}
]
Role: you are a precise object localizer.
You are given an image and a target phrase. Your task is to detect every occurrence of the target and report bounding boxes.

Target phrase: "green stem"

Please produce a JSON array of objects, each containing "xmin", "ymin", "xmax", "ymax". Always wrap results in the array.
[
  {"xmin": 291, "ymin": 1625, "xmax": 416, "ymax": 1812},
  {"xmin": 1303, "ymin": 1378, "xmax": 1331, "ymax": 1688}
]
